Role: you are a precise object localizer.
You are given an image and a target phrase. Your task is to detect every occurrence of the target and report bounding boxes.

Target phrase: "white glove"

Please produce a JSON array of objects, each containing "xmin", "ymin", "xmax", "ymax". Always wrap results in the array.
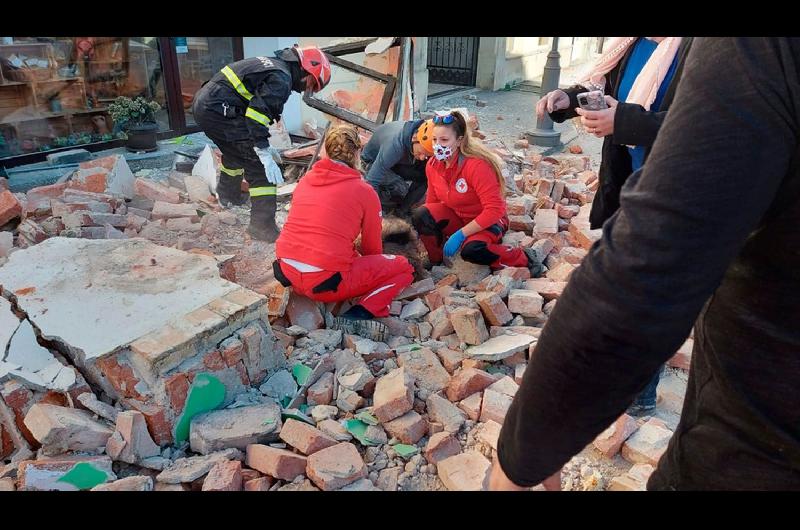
[{"xmin": 254, "ymin": 146, "xmax": 284, "ymax": 185}]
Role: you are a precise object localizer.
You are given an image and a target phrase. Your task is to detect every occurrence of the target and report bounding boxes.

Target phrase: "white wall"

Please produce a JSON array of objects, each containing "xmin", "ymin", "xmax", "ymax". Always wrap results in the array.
[{"xmin": 476, "ymin": 37, "xmax": 602, "ymax": 90}]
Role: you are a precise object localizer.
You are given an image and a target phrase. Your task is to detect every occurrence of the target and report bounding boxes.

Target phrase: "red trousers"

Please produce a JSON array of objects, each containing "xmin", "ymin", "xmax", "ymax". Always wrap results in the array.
[
  {"xmin": 414, "ymin": 202, "xmax": 528, "ymax": 269},
  {"xmin": 279, "ymin": 254, "xmax": 414, "ymax": 318}
]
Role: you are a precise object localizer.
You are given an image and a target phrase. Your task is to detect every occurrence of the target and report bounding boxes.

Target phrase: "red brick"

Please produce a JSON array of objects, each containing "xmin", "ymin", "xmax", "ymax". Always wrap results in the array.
[
  {"xmin": 436, "ymin": 275, "xmax": 459, "ymax": 289},
  {"xmin": 286, "ymin": 292, "xmax": 324, "ymax": 330},
  {"xmin": 232, "ymin": 361, "xmax": 251, "ymax": 386},
  {"xmin": 449, "ymin": 307, "xmax": 489, "ymax": 346},
  {"xmin": 265, "ymin": 281, "xmax": 290, "ymax": 317},
  {"xmin": 164, "ymin": 373, "xmax": 190, "ymax": 413},
  {"xmin": 437, "ymin": 452, "xmax": 490, "ymax": 491},
  {"xmin": 424, "ymin": 290, "xmax": 444, "ymax": 312},
  {"xmin": 246, "ymin": 444, "xmax": 308, "ymax": 481},
  {"xmin": 446, "ymin": 368, "xmax": 496, "ymax": 402},
  {"xmin": 244, "ymin": 476, "xmax": 274, "ymax": 491},
  {"xmin": 461, "ymin": 359, "xmax": 487, "ymax": 371},
  {"xmin": 95, "ymin": 355, "xmax": 148, "ymax": 401},
  {"xmin": 279, "ymin": 418, "xmax": 338, "ymax": 455},
  {"xmin": 80, "ymin": 154, "xmax": 118, "ymax": 172},
  {"xmin": 426, "ymin": 306, "xmax": 454, "ymax": 340},
  {"xmin": 495, "ymin": 267, "xmax": 531, "ymax": 281},
  {"xmin": 221, "ymin": 339, "xmax": 245, "ymax": 367},
  {"xmin": 479, "ymin": 388, "xmax": 513, "ymax": 424},
  {"xmin": 424, "ymin": 432, "xmax": 462, "ymax": 464},
  {"xmin": 524, "ymin": 279, "xmax": 567, "ymax": 301},
  {"xmin": 134, "ymin": 178, "xmax": 181, "ymax": 204},
  {"xmin": 70, "ymin": 168, "xmax": 107, "ymax": 194},
  {"xmin": 202, "ymin": 460, "xmax": 242, "ymax": 491},
  {"xmin": 475, "ymin": 292, "xmax": 513, "ymax": 326},
  {"xmin": 305, "ymin": 442, "xmax": 367, "ymax": 491},
  {"xmin": 307, "ymin": 372, "xmax": 334, "ymax": 406},
  {"xmin": 593, "ymin": 413, "xmax": 639, "ymax": 458},
  {"xmin": 383, "ymin": 410, "xmax": 428, "ymax": 444},
  {"xmin": 122, "ymin": 400, "xmax": 172, "ymax": 446},
  {"xmin": 0, "ymin": 191, "xmax": 22, "ymax": 226},
  {"xmin": 546, "ymin": 262, "xmax": 576, "ymax": 282},
  {"xmin": 509, "ymin": 214, "xmax": 535, "ymax": 233},
  {"xmin": 202, "ymin": 350, "xmax": 227, "ymax": 372},
  {"xmin": 151, "ymin": 201, "xmax": 200, "ymax": 221},
  {"xmin": 458, "ymin": 392, "xmax": 483, "ymax": 421},
  {"xmin": 507, "ymin": 289, "xmax": 544, "ymax": 317},
  {"xmin": 436, "ymin": 348, "xmax": 466, "ymax": 374}
]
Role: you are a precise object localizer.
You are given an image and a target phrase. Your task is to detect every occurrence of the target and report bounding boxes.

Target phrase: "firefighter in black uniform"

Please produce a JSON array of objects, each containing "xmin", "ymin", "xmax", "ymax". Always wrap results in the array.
[{"xmin": 192, "ymin": 46, "xmax": 331, "ymax": 242}]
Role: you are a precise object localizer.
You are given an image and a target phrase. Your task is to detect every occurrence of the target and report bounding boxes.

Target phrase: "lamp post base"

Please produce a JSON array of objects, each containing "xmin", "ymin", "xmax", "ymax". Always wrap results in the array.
[{"xmin": 526, "ymin": 129, "xmax": 562, "ymax": 148}]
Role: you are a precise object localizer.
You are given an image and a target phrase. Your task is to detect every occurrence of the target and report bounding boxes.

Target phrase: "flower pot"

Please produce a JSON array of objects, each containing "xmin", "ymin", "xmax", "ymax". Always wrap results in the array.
[{"xmin": 125, "ymin": 122, "xmax": 159, "ymax": 153}]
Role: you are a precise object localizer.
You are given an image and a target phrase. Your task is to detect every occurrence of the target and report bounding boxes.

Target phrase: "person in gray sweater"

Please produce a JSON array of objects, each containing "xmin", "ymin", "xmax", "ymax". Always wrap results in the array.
[{"xmin": 361, "ymin": 119, "xmax": 434, "ymax": 216}]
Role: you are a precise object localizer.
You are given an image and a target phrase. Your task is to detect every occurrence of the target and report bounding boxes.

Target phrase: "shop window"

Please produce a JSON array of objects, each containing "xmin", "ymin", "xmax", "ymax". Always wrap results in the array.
[
  {"xmin": 0, "ymin": 37, "xmax": 167, "ymax": 159},
  {"xmin": 175, "ymin": 37, "xmax": 235, "ymax": 127}
]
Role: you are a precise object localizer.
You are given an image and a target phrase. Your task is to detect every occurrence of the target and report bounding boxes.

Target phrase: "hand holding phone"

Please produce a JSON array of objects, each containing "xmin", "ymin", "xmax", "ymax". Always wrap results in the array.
[{"xmin": 577, "ymin": 90, "xmax": 608, "ymax": 111}]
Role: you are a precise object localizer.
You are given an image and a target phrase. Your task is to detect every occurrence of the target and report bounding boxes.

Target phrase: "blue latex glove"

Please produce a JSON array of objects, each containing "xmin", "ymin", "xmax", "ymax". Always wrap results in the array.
[{"xmin": 443, "ymin": 229, "xmax": 466, "ymax": 258}]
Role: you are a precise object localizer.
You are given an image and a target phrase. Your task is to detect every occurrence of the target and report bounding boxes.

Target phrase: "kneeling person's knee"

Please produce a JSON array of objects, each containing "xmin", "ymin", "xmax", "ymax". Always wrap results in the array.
[{"xmin": 460, "ymin": 241, "xmax": 498, "ymax": 265}]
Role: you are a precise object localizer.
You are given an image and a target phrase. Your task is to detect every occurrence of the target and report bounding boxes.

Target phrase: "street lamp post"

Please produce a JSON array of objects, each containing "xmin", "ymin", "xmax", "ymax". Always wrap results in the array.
[{"xmin": 527, "ymin": 37, "xmax": 562, "ymax": 147}]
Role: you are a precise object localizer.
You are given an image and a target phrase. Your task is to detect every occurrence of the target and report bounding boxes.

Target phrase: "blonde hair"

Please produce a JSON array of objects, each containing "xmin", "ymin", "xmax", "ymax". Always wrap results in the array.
[
  {"xmin": 435, "ymin": 111, "xmax": 505, "ymax": 195},
  {"xmin": 324, "ymin": 124, "xmax": 362, "ymax": 170}
]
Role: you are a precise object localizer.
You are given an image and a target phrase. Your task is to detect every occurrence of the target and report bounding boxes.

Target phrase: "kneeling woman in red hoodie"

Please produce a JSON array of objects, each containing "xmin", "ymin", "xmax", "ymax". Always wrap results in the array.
[
  {"xmin": 412, "ymin": 111, "xmax": 542, "ymax": 274},
  {"xmin": 274, "ymin": 125, "xmax": 414, "ymax": 339}
]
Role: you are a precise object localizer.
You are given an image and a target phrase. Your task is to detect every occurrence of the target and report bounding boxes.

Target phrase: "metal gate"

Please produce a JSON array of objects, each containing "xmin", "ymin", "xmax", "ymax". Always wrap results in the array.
[{"xmin": 427, "ymin": 37, "xmax": 480, "ymax": 86}]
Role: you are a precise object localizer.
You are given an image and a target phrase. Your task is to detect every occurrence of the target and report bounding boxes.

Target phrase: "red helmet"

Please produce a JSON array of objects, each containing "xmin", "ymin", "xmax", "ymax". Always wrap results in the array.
[{"xmin": 294, "ymin": 46, "xmax": 331, "ymax": 93}]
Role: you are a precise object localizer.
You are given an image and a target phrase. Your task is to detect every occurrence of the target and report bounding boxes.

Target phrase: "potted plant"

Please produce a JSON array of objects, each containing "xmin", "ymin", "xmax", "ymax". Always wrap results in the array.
[{"xmin": 108, "ymin": 96, "xmax": 161, "ymax": 152}]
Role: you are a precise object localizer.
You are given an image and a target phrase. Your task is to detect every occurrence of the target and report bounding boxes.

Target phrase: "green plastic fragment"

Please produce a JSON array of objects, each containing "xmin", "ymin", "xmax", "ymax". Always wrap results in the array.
[
  {"xmin": 57, "ymin": 462, "xmax": 109, "ymax": 490},
  {"xmin": 485, "ymin": 365, "xmax": 504, "ymax": 375},
  {"xmin": 281, "ymin": 408, "xmax": 315, "ymax": 425},
  {"xmin": 174, "ymin": 372, "xmax": 226, "ymax": 443},
  {"xmin": 292, "ymin": 364, "xmax": 313, "ymax": 386},
  {"xmin": 393, "ymin": 444, "xmax": 419, "ymax": 459},
  {"xmin": 343, "ymin": 419, "xmax": 379, "ymax": 446},
  {"xmin": 280, "ymin": 395, "xmax": 292, "ymax": 409},
  {"xmin": 298, "ymin": 403, "xmax": 310, "ymax": 414},
  {"xmin": 354, "ymin": 411, "xmax": 379, "ymax": 426}
]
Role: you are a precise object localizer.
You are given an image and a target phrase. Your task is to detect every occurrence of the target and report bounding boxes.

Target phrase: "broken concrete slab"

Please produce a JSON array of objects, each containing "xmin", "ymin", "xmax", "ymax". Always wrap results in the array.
[
  {"xmin": 189, "ymin": 402, "xmax": 282, "ymax": 455},
  {"xmin": 18, "ymin": 455, "xmax": 116, "ymax": 491},
  {"xmin": 465, "ymin": 333, "xmax": 536, "ymax": 362},
  {"xmin": 23, "ymin": 403, "xmax": 114, "ymax": 456},
  {"xmin": 156, "ymin": 448, "xmax": 243, "ymax": 484},
  {"xmin": 0, "ymin": 238, "xmax": 241, "ymax": 363}
]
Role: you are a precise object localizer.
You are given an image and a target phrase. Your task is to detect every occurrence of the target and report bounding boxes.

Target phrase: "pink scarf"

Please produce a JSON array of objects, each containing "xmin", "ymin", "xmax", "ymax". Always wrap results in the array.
[{"xmin": 580, "ymin": 37, "xmax": 682, "ymax": 111}]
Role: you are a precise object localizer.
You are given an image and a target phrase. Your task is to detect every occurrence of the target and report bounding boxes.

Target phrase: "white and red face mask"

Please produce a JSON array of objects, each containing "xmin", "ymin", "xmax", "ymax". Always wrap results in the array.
[{"xmin": 433, "ymin": 143, "xmax": 453, "ymax": 161}]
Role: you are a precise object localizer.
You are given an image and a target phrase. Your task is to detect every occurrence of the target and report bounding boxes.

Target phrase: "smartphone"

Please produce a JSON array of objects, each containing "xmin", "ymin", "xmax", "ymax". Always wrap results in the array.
[{"xmin": 577, "ymin": 90, "xmax": 608, "ymax": 111}]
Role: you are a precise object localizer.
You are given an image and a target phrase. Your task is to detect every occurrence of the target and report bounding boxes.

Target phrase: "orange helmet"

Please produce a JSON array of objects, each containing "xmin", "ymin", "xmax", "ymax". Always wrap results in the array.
[{"xmin": 416, "ymin": 119, "xmax": 434, "ymax": 156}]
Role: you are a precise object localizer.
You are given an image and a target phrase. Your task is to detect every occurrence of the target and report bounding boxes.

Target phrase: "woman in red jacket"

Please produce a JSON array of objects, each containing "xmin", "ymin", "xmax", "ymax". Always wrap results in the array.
[
  {"xmin": 273, "ymin": 125, "xmax": 414, "ymax": 339},
  {"xmin": 412, "ymin": 111, "xmax": 542, "ymax": 274}
]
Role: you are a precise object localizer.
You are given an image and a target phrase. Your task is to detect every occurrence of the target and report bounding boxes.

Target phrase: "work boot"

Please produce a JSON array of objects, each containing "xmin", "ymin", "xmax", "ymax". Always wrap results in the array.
[
  {"xmin": 328, "ymin": 305, "xmax": 389, "ymax": 342},
  {"xmin": 247, "ymin": 194, "xmax": 280, "ymax": 242},
  {"xmin": 216, "ymin": 174, "xmax": 247, "ymax": 208},
  {"xmin": 523, "ymin": 247, "xmax": 546, "ymax": 278}
]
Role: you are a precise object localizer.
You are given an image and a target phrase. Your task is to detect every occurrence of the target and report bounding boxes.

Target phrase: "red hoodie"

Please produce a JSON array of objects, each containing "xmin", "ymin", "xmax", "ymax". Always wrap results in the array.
[
  {"xmin": 426, "ymin": 154, "xmax": 506, "ymax": 229},
  {"xmin": 276, "ymin": 157, "xmax": 383, "ymax": 271}
]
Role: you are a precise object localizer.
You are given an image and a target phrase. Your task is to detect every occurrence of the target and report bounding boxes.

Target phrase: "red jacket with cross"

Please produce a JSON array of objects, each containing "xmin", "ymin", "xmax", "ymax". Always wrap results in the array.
[
  {"xmin": 275, "ymin": 157, "xmax": 383, "ymax": 271},
  {"xmin": 425, "ymin": 154, "xmax": 507, "ymax": 229}
]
